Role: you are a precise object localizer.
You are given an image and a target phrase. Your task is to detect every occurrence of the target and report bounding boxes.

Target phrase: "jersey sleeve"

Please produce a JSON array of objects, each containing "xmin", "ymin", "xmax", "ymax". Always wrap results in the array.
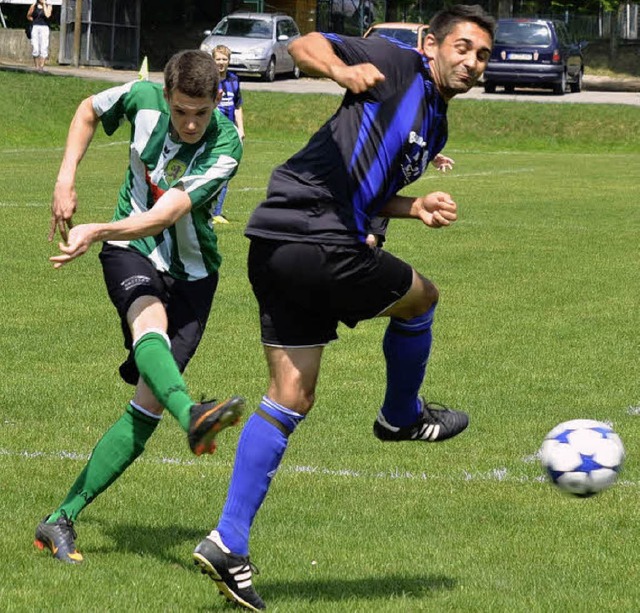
[
  {"xmin": 234, "ymin": 76, "xmax": 243, "ymax": 108},
  {"xmin": 92, "ymin": 81, "xmax": 137, "ymax": 136},
  {"xmin": 321, "ymin": 34, "xmax": 419, "ymax": 103}
]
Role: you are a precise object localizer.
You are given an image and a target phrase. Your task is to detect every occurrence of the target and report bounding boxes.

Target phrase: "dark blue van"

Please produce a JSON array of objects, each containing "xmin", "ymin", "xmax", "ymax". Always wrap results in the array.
[{"xmin": 483, "ymin": 18, "xmax": 586, "ymax": 95}]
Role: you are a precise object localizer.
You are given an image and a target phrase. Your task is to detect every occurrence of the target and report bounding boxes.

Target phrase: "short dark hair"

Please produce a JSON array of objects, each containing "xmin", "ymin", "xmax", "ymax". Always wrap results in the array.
[
  {"xmin": 164, "ymin": 50, "xmax": 219, "ymax": 99},
  {"xmin": 428, "ymin": 4, "xmax": 495, "ymax": 43}
]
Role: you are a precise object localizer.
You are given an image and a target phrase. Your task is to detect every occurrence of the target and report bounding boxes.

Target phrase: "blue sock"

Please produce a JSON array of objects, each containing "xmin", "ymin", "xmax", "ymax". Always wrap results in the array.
[
  {"xmin": 213, "ymin": 183, "xmax": 228, "ymax": 216},
  {"xmin": 217, "ymin": 397, "xmax": 304, "ymax": 555},
  {"xmin": 380, "ymin": 304, "xmax": 436, "ymax": 427}
]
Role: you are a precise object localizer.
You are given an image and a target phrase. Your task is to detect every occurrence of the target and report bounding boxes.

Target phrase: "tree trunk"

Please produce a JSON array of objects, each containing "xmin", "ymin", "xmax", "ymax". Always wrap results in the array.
[
  {"xmin": 498, "ymin": 0, "xmax": 512, "ymax": 18},
  {"xmin": 609, "ymin": 10, "xmax": 618, "ymax": 64}
]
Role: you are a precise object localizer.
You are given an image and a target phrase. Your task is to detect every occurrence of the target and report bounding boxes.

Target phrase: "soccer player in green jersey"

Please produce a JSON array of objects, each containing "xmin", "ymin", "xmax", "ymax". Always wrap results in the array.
[{"xmin": 35, "ymin": 50, "xmax": 245, "ymax": 564}]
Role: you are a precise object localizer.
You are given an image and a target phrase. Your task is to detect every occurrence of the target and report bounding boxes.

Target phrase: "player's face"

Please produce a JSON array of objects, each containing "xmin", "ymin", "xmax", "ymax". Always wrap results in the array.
[
  {"xmin": 165, "ymin": 89, "xmax": 217, "ymax": 144},
  {"xmin": 213, "ymin": 52, "xmax": 230, "ymax": 76},
  {"xmin": 423, "ymin": 21, "xmax": 492, "ymax": 101}
]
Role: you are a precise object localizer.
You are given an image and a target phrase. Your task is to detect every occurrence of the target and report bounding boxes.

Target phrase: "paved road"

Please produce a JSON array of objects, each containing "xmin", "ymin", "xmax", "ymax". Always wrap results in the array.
[{"xmin": 2, "ymin": 60, "xmax": 640, "ymax": 106}]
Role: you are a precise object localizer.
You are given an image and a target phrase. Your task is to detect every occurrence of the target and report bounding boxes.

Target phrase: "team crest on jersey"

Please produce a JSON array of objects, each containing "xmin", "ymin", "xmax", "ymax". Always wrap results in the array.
[
  {"xmin": 401, "ymin": 130, "xmax": 430, "ymax": 184},
  {"xmin": 165, "ymin": 159, "xmax": 187, "ymax": 183}
]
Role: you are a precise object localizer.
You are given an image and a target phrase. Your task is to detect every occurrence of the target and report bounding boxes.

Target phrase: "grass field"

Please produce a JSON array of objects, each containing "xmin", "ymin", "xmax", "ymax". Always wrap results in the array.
[{"xmin": 1, "ymin": 70, "xmax": 639, "ymax": 612}]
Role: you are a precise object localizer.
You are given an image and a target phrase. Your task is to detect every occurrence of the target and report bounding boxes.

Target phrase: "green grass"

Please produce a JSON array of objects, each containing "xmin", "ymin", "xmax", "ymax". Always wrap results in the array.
[{"xmin": 1, "ymin": 70, "xmax": 639, "ymax": 612}]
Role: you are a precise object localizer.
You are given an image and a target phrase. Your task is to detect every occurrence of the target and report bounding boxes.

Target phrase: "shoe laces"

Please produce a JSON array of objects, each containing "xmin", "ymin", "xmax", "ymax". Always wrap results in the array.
[
  {"xmin": 235, "ymin": 555, "xmax": 260, "ymax": 577},
  {"xmin": 57, "ymin": 515, "xmax": 78, "ymax": 540},
  {"xmin": 421, "ymin": 401, "xmax": 452, "ymax": 421}
]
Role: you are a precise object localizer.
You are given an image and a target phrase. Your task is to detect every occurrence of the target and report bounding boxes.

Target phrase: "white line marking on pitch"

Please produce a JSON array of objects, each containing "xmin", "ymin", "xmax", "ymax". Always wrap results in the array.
[{"xmin": 3, "ymin": 446, "xmax": 635, "ymax": 487}]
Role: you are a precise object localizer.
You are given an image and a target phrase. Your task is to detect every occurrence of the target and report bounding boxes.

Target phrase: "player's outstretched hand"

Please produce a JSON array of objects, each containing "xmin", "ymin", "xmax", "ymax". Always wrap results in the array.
[
  {"xmin": 414, "ymin": 191, "xmax": 457, "ymax": 228},
  {"xmin": 50, "ymin": 223, "xmax": 99, "ymax": 269},
  {"xmin": 48, "ymin": 182, "xmax": 78, "ymax": 242},
  {"xmin": 432, "ymin": 154, "xmax": 455, "ymax": 173},
  {"xmin": 331, "ymin": 63, "xmax": 385, "ymax": 94}
]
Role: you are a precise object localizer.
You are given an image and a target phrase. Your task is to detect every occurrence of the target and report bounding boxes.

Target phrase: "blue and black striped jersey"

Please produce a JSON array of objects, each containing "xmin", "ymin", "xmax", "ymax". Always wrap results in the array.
[{"xmin": 246, "ymin": 33, "xmax": 448, "ymax": 245}]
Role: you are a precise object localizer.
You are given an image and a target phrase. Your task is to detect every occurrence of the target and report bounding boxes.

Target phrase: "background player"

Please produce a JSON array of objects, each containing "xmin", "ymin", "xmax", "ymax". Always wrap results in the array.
[{"xmin": 211, "ymin": 44, "xmax": 245, "ymax": 224}]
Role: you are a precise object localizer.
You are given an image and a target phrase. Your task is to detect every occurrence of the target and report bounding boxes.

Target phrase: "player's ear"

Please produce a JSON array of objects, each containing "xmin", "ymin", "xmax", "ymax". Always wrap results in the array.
[
  {"xmin": 214, "ymin": 89, "xmax": 222, "ymax": 107},
  {"xmin": 422, "ymin": 33, "xmax": 438, "ymax": 61},
  {"xmin": 163, "ymin": 87, "xmax": 170, "ymax": 104}
]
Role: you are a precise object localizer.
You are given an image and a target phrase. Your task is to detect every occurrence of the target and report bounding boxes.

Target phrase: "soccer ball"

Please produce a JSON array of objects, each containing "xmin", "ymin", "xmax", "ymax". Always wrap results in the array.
[{"xmin": 540, "ymin": 419, "xmax": 625, "ymax": 497}]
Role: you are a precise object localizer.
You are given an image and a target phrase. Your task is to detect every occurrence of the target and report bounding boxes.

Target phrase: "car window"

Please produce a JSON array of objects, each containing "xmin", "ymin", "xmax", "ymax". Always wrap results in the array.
[
  {"xmin": 276, "ymin": 19, "xmax": 291, "ymax": 36},
  {"xmin": 373, "ymin": 28, "xmax": 418, "ymax": 47},
  {"xmin": 282, "ymin": 20, "xmax": 299, "ymax": 38},
  {"xmin": 214, "ymin": 18, "xmax": 273, "ymax": 39},
  {"xmin": 495, "ymin": 21, "xmax": 552, "ymax": 46}
]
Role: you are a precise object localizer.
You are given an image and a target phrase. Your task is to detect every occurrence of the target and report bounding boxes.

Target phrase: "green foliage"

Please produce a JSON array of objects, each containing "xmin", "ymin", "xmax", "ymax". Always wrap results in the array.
[
  {"xmin": 552, "ymin": 0, "xmax": 623, "ymax": 13},
  {"xmin": 1, "ymin": 72, "xmax": 640, "ymax": 611}
]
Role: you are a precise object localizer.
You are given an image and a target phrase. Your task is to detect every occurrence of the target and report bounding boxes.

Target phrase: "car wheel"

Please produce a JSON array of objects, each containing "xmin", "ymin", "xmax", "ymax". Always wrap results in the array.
[
  {"xmin": 553, "ymin": 71, "xmax": 566, "ymax": 95},
  {"xmin": 263, "ymin": 57, "xmax": 276, "ymax": 82},
  {"xmin": 292, "ymin": 63, "xmax": 301, "ymax": 79},
  {"xmin": 569, "ymin": 70, "xmax": 583, "ymax": 93},
  {"xmin": 484, "ymin": 82, "xmax": 496, "ymax": 93}
]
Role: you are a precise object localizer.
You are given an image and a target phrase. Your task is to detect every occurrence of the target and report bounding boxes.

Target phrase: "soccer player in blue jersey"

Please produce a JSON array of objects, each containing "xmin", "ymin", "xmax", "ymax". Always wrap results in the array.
[
  {"xmin": 35, "ymin": 50, "xmax": 245, "ymax": 564},
  {"xmin": 193, "ymin": 6, "xmax": 495, "ymax": 609},
  {"xmin": 211, "ymin": 44, "xmax": 245, "ymax": 224}
]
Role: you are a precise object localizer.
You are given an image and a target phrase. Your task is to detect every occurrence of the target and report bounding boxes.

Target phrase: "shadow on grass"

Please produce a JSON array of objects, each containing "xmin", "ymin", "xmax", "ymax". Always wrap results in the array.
[
  {"xmin": 84, "ymin": 519, "xmax": 204, "ymax": 568},
  {"xmin": 257, "ymin": 573, "xmax": 457, "ymax": 603},
  {"xmin": 85, "ymin": 520, "xmax": 457, "ymax": 605}
]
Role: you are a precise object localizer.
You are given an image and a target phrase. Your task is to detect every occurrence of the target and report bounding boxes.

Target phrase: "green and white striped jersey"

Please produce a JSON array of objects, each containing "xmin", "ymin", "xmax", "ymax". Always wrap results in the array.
[{"xmin": 92, "ymin": 80, "xmax": 243, "ymax": 280}]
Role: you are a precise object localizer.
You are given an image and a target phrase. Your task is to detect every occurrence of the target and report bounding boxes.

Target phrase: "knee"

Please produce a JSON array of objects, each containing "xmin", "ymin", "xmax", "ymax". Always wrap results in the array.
[
  {"xmin": 420, "ymin": 277, "xmax": 439, "ymax": 310},
  {"xmin": 269, "ymin": 385, "xmax": 316, "ymax": 415},
  {"xmin": 406, "ymin": 276, "xmax": 439, "ymax": 319}
]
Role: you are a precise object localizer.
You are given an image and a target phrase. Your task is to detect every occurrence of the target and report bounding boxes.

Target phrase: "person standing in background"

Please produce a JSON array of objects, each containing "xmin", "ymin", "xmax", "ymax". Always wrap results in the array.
[
  {"xmin": 211, "ymin": 45, "xmax": 245, "ymax": 225},
  {"xmin": 27, "ymin": 0, "xmax": 52, "ymax": 71}
]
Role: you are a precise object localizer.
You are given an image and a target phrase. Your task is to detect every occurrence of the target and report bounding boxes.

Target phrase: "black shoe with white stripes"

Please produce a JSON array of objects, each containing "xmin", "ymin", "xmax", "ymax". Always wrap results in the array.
[
  {"xmin": 373, "ymin": 399, "xmax": 469, "ymax": 442},
  {"xmin": 193, "ymin": 530, "xmax": 265, "ymax": 611}
]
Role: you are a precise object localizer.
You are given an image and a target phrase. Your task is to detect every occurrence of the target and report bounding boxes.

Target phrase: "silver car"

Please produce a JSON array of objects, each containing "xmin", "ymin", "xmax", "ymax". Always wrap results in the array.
[{"xmin": 200, "ymin": 12, "xmax": 301, "ymax": 82}]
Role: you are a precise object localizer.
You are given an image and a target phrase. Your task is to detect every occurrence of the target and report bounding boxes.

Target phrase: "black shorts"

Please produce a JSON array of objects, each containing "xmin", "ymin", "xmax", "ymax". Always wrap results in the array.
[
  {"xmin": 99, "ymin": 244, "xmax": 218, "ymax": 385},
  {"xmin": 247, "ymin": 239, "xmax": 413, "ymax": 347}
]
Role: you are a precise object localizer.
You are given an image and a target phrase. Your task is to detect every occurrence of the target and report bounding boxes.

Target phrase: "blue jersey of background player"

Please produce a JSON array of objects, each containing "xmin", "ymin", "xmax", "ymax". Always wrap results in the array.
[
  {"xmin": 218, "ymin": 71, "xmax": 243, "ymax": 123},
  {"xmin": 212, "ymin": 45, "xmax": 245, "ymax": 224},
  {"xmin": 246, "ymin": 34, "xmax": 449, "ymax": 244},
  {"xmin": 193, "ymin": 6, "xmax": 495, "ymax": 611}
]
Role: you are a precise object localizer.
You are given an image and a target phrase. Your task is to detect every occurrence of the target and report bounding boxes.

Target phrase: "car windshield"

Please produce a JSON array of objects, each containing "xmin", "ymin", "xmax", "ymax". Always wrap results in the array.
[
  {"xmin": 495, "ymin": 22, "xmax": 551, "ymax": 46},
  {"xmin": 371, "ymin": 28, "xmax": 418, "ymax": 47},
  {"xmin": 213, "ymin": 18, "xmax": 273, "ymax": 39}
]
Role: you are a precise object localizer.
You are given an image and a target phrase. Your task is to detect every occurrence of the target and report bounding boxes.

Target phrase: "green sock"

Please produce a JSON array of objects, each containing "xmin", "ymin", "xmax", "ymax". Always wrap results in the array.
[
  {"xmin": 48, "ymin": 404, "xmax": 160, "ymax": 523},
  {"xmin": 133, "ymin": 331, "xmax": 194, "ymax": 431}
]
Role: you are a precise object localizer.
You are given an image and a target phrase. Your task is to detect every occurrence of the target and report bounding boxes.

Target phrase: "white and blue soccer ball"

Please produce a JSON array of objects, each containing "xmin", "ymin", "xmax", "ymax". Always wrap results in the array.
[{"xmin": 540, "ymin": 419, "xmax": 625, "ymax": 497}]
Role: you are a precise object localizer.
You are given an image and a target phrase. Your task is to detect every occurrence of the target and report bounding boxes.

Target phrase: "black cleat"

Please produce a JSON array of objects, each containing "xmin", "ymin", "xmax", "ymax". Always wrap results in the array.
[
  {"xmin": 188, "ymin": 396, "xmax": 245, "ymax": 456},
  {"xmin": 374, "ymin": 399, "xmax": 469, "ymax": 442},
  {"xmin": 34, "ymin": 515, "xmax": 84, "ymax": 563},
  {"xmin": 193, "ymin": 530, "xmax": 265, "ymax": 611}
]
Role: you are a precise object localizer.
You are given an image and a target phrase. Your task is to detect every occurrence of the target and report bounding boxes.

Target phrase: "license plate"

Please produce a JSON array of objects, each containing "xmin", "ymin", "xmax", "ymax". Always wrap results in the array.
[{"xmin": 508, "ymin": 52, "xmax": 533, "ymax": 60}]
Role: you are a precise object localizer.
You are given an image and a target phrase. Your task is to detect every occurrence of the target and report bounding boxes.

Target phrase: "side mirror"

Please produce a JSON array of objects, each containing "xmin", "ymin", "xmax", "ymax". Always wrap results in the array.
[
  {"xmin": 203, "ymin": 30, "xmax": 212, "ymax": 36},
  {"xmin": 277, "ymin": 34, "xmax": 289, "ymax": 41}
]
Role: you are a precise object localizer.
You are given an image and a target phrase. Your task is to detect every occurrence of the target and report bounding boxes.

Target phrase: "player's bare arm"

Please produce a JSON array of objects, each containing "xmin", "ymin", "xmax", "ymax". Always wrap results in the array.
[
  {"xmin": 288, "ymin": 32, "xmax": 385, "ymax": 93},
  {"xmin": 48, "ymin": 96, "xmax": 101, "ymax": 242},
  {"xmin": 50, "ymin": 188, "xmax": 193, "ymax": 269},
  {"xmin": 379, "ymin": 192, "xmax": 458, "ymax": 228}
]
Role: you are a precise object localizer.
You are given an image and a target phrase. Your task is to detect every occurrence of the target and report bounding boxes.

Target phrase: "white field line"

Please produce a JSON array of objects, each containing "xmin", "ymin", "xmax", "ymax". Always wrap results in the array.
[
  {"xmin": 1, "ymin": 141, "xmax": 129, "ymax": 155},
  {"xmin": 0, "ymin": 168, "xmax": 533, "ymax": 209},
  {"xmin": 1, "ymin": 446, "xmax": 636, "ymax": 488}
]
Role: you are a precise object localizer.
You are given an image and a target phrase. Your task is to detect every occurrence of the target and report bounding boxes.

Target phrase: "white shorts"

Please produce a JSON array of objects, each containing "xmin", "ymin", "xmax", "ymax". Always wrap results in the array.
[{"xmin": 31, "ymin": 24, "xmax": 50, "ymax": 58}]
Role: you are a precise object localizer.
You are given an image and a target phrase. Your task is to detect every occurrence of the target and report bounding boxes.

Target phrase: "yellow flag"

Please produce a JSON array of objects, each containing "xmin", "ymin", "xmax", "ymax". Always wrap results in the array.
[{"xmin": 138, "ymin": 56, "xmax": 149, "ymax": 81}]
